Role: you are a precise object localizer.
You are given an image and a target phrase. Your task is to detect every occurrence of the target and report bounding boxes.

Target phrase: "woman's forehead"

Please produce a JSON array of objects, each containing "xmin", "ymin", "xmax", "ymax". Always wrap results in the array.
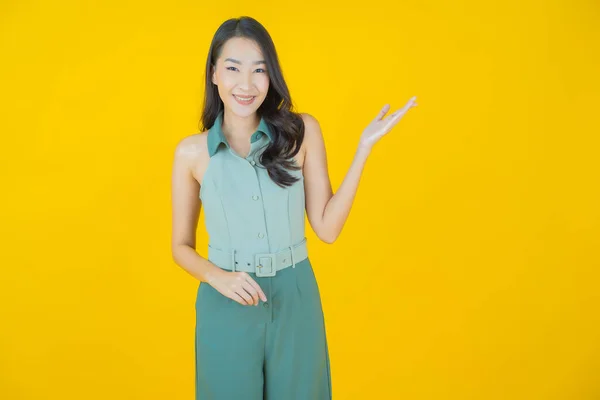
[{"xmin": 221, "ymin": 37, "xmax": 263, "ymax": 61}]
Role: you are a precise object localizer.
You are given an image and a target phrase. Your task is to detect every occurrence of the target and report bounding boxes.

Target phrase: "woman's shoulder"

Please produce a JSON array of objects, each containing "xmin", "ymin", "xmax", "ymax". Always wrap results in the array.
[
  {"xmin": 298, "ymin": 112, "xmax": 324, "ymax": 147},
  {"xmin": 174, "ymin": 131, "xmax": 209, "ymax": 160},
  {"xmin": 173, "ymin": 131, "xmax": 210, "ymax": 184},
  {"xmin": 298, "ymin": 112, "xmax": 322, "ymax": 139},
  {"xmin": 295, "ymin": 113, "xmax": 324, "ymax": 168},
  {"xmin": 299, "ymin": 112, "xmax": 318, "ymax": 124}
]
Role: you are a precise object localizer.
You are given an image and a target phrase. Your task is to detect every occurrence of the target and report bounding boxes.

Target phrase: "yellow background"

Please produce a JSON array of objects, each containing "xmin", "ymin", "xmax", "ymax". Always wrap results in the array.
[{"xmin": 1, "ymin": 0, "xmax": 599, "ymax": 399}]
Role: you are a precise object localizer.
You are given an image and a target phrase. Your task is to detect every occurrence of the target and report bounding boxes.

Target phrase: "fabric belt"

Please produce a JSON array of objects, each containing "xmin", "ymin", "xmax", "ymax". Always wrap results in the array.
[{"xmin": 207, "ymin": 237, "xmax": 308, "ymax": 277}]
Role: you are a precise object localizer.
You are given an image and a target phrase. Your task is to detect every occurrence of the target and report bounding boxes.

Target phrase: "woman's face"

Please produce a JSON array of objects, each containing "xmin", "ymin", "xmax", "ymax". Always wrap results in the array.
[{"xmin": 212, "ymin": 37, "xmax": 270, "ymax": 118}]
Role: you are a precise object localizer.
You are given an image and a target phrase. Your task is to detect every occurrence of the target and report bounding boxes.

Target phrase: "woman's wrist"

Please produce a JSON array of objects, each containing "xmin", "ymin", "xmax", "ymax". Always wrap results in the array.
[
  {"xmin": 204, "ymin": 265, "xmax": 226, "ymax": 285},
  {"xmin": 356, "ymin": 144, "xmax": 372, "ymax": 157}
]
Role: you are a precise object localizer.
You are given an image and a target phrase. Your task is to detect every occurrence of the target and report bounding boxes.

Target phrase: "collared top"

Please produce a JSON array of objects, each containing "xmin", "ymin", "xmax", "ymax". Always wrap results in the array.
[
  {"xmin": 207, "ymin": 111, "xmax": 273, "ymax": 157},
  {"xmin": 200, "ymin": 110, "xmax": 306, "ymax": 262}
]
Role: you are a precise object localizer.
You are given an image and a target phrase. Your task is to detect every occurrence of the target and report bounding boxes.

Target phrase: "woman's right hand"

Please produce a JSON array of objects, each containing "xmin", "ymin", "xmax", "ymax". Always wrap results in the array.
[{"xmin": 206, "ymin": 269, "xmax": 268, "ymax": 306}]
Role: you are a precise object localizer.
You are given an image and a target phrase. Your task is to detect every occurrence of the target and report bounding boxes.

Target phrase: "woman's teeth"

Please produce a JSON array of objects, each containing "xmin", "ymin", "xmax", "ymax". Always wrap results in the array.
[{"xmin": 233, "ymin": 94, "xmax": 255, "ymax": 104}]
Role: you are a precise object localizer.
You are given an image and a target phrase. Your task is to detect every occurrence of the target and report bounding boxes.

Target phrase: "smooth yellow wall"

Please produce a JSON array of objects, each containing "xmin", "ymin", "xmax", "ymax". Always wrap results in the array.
[{"xmin": 1, "ymin": 1, "xmax": 599, "ymax": 399}]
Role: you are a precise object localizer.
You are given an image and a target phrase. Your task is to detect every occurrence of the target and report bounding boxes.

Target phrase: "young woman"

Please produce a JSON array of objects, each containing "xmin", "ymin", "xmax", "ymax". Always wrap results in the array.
[{"xmin": 171, "ymin": 16, "xmax": 417, "ymax": 400}]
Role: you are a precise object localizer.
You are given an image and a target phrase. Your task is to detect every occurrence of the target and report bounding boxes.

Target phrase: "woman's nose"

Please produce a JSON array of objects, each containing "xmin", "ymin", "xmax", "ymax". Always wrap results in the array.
[{"xmin": 238, "ymin": 72, "xmax": 253, "ymax": 89}]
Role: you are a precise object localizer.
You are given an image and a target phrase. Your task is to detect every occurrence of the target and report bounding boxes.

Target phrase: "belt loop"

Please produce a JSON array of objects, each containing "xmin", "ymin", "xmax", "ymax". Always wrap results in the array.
[
  {"xmin": 289, "ymin": 245, "xmax": 296, "ymax": 268},
  {"xmin": 232, "ymin": 248, "xmax": 236, "ymax": 272}
]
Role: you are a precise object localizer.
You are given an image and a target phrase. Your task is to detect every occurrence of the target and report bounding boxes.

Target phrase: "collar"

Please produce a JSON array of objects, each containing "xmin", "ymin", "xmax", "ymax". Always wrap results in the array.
[{"xmin": 207, "ymin": 111, "xmax": 273, "ymax": 157}]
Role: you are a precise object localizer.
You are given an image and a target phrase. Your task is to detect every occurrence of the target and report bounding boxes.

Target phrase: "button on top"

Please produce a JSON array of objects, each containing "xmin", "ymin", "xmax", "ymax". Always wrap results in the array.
[
  {"xmin": 252, "ymin": 195, "xmax": 259, "ymax": 200},
  {"xmin": 250, "ymin": 160, "xmax": 256, "ymax": 166},
  {"xmin": 263, "ymin": 302, "xmax": 269, "ymax": 308},
  {"xmin": 258, "ymin": 232, "xmax": 264, "ymax": 238}
]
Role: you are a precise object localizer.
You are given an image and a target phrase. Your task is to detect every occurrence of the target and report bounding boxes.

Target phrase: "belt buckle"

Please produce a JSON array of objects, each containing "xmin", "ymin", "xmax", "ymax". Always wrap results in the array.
[{"xmin": 255, "ymin": 253, "xmax": 277, "ymax": 277}]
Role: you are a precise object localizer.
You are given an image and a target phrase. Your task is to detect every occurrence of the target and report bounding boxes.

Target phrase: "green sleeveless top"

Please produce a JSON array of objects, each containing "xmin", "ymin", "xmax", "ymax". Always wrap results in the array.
[{"xmin": 200, "ymin": 111, "xmax": 306, "ymax": 264}]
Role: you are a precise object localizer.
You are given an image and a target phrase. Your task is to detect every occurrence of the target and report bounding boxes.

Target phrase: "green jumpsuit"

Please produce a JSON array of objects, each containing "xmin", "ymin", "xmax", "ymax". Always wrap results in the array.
[{"xmin": 195, "ymin": 110, "xmax": 332, "ymax": 399}]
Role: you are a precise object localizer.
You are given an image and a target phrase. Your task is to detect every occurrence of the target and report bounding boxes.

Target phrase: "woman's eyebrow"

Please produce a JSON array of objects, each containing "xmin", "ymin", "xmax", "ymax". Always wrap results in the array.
[{"xmin": 224, "ymin": 58, "xmax": 266, "ymax": 65}]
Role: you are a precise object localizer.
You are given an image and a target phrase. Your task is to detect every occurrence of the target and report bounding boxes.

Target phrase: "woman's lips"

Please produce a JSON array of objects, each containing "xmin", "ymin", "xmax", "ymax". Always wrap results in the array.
[{"xmin": 233, "ymin": 94, "xmax": 256, "ymax": 105}]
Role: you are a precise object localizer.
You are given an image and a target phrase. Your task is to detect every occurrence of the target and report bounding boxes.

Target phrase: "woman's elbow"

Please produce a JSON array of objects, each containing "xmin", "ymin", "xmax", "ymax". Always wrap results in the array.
[{"xmin": 318, "ymin": 232, "xmax": 338, "ymax": 244}]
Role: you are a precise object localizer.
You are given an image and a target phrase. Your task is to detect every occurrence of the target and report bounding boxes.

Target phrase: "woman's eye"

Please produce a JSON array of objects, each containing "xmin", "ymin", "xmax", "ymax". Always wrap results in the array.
[{"xmin": 225, "ymin": 66, "xmax": 266, "ymax": 73}]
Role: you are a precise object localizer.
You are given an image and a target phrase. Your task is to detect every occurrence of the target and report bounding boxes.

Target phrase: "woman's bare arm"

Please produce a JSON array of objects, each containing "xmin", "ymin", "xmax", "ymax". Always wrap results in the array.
[
  {"xmin": 170, "ymin": 134, "xmax": 223, "ymax": 284},
  {"xmin": 301, "ymin": 98, "xmax": 417, "ymax": 244},
  {"xmin": 301, "ymin": 113, "xmax": 369, "ymax": 244}
]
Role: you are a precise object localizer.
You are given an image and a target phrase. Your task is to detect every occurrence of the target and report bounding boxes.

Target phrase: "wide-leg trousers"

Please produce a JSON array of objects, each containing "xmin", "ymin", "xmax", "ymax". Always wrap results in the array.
[{"xmin": 194, "ymin": 256, "xmax": 332, "ymax": 400}]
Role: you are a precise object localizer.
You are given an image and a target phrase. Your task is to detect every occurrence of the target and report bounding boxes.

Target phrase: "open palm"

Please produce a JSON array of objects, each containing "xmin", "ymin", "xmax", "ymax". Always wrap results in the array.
[{"xmin": 359, "ymin": 96, "xmax": 418, "ymax": 150}]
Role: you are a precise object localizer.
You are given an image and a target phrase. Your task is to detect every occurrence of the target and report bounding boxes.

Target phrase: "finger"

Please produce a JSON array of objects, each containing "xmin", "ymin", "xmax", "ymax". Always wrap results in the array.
[
  {"xmin": 375, "ymin": 104, "xmax": 390, "ymax": 121},
  {"xmin": 243, "ymin": 273, "xmax": 268, "ymax": 302},
  {"xmin": 232, "ymin": 273, "xmax": 254, "ymax": 305},
  {"xmin": 230, "ymin": 291, "xmax": 248, "ymax": 305},
  {"xmin": 399, "ymin": 97, "xmax": 417, "ymax": 113},
  {"xmin": 235, "ymin": 289, "xmax": 254, "ymax": 306},
  {"xmin": 406, "ymin": 96, "xmax": 418, "ymax": 109},
  {"xmin": 388, "ymin": 101, "xmax": 414, "ymax": 121},
  {"xmin": 383, "ymin": 108, "xmax": 404, "ymax": 123},
  {"xmin": 241, "ymin": 281, "xmax": 259, "ymax": 305},
  {"xmin": 391, "ymin": 97, "xmax": 418, "ymax": 117}
]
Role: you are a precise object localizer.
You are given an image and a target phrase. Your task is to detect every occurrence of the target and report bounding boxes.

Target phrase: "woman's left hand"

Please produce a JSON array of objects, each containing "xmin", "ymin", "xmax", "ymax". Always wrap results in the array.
[{"xmin": 358, "ymin": 96, "xmax": 418, "ymax": 151}]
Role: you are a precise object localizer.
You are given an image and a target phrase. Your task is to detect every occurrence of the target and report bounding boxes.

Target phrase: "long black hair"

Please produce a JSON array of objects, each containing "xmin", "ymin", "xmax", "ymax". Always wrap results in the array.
[{"xmin": 198, "ymin": 16, "xmax": 304, "ymax": 188}]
